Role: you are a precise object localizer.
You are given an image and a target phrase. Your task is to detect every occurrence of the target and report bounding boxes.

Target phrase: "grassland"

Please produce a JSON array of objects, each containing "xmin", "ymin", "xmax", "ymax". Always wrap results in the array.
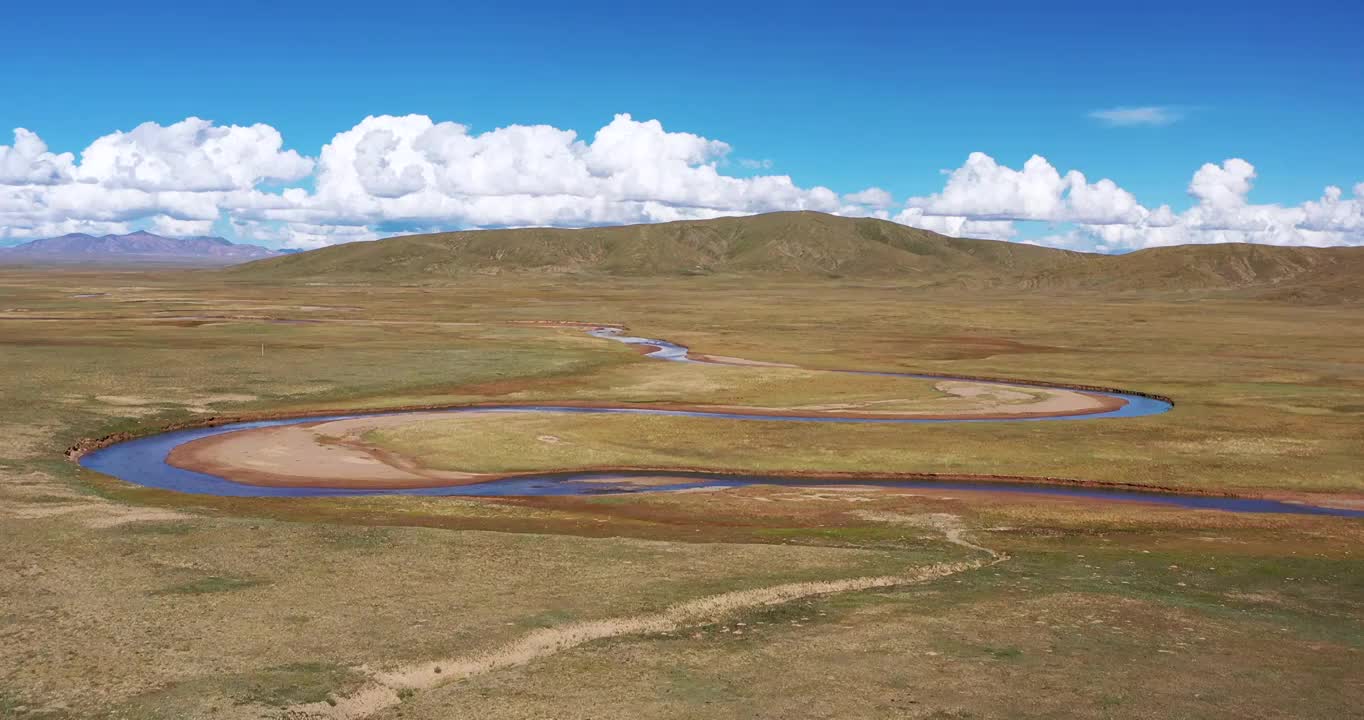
[
  {"xmin": 1, "ymin": 267, "xmax": 1361, "ymax": 719},
  {"xmin": 358, "ymin": 405, "xmax": 1356, "ymax": 495}
]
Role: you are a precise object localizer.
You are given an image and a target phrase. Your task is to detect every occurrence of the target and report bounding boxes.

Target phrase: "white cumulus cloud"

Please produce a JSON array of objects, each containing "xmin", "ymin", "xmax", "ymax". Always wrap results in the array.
[
  {"xmin": 1300, "ymin": 183, "xmax": 1364, "ymax": 233},
  {"xmin": 79, "ymin": 117, "xmax": 313, "ymax": 192},
  {"xmin": 904, "ymin": 153, "xmax": 1363, "ymax": 250},
  {"xmin": 842, "ymin": 187, "xmax": 895, "ymax": 209},
  {"xmin": 229, "ymin": 113, "xmax": 845, "ymax": 244},
  {"xmin": 0, "ymin": 119, "xmax": 315, "ymax": 241},
  {"xmin": 906, "ymin": 153, "xmax": 1153, "ymax": 226},
  {"xmin": 0, "ymin": 129, "xmax": 76, "ymax": 186},
  {"xmin": 1, "ymin": 115, "xmax": 1361, "ymax": 252}
]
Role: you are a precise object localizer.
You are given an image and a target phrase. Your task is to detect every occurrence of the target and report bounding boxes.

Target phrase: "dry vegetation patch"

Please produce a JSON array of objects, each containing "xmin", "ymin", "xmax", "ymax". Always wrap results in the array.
[{"xmin": 1, "ymin": 269, "xmax": 1361, "ymax": 719}]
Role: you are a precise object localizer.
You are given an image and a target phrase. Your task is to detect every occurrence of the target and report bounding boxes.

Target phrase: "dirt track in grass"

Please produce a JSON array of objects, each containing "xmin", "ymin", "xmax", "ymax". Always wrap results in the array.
[{"xmin": 282, "ymin": 514, "xmax": 1004, "ymax": 720}]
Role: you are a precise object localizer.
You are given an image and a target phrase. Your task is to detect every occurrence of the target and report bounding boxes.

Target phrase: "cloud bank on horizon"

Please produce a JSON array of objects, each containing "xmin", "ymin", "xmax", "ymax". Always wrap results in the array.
[{"xmin": 2, "ymin": 114, "xmax": 1361, "ymax": 252}]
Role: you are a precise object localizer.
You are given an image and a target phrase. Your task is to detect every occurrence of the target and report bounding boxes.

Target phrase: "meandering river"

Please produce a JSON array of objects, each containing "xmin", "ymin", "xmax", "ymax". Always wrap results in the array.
[{"xmin": 77, "ymin": 327, "xmax": 1362, "ymax": 517}]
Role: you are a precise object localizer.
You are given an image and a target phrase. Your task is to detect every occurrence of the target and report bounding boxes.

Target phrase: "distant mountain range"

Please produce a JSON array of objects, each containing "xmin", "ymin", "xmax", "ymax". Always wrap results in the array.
[
  {"xmin": 230, "ymin": 211, "xmax": 1363, "ymax": 302},
  {"xmin": 0, "ymin": 231, "xmax": 285, "ymax": 265}
]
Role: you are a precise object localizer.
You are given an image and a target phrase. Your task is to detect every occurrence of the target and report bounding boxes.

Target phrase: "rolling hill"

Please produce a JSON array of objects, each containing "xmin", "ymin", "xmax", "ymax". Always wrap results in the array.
[
  {"xmin": 228, "ymin": 212, "xmax": 1363, "ymax": 299},
  {"xmin": 0, "ymin": 231, "xmax": 283, "ymax": 265},
  {"xmin": 229, "ymin": 212, "xmax": 1083, "ymax": 280}
]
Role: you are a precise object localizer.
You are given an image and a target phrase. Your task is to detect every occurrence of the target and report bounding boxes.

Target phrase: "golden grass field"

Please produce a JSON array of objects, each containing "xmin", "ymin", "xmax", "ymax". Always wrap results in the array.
[{"xmin": 1, "ymin": 267, "xmax": 1362, "ymax": 719}]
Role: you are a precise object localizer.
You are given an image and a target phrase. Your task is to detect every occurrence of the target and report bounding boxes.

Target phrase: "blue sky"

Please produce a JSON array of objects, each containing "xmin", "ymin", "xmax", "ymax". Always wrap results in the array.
[{"xmin": 2, "ymin": 1, "xmax": 1362, "ymax": 249}]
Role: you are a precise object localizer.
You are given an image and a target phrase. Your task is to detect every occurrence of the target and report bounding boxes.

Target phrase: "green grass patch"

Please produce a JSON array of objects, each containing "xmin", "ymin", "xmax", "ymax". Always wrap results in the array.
[
  {"xmin": 229, "ymin": 662, "xmax": 362, "ymax": 708},
  {"xmin": 117, "ymin": 522, "xmax": 197, "ymax": 536},
  {"xmin": 517, "ymin": 609, "xmax": 578, "ymax": 629},
  {"xmin": 663, "ymin": 666, "xmax": 750, "ymax": 705},
  {"xmin": 153, "ymin": 575, "xmax": 265, "ymax": 595},
  {"xmin": 21, "ymin": 494, "xmax": 81, "ymax": 504},
  {"xmin": 753, "ymin": 526, "xmax": 933, "ymax": 547}
]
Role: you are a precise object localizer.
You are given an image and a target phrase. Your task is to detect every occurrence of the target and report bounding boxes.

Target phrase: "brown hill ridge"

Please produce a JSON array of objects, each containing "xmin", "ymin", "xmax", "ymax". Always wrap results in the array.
[{"xmin": 229, "ymin": 211, "xmax": 1362, "ymax": 299}]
